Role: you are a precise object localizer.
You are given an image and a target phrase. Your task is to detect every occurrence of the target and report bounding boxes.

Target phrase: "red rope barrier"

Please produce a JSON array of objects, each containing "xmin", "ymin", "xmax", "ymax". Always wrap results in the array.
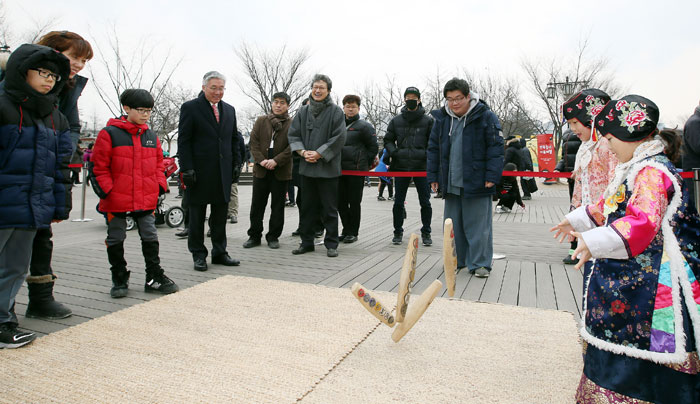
[
  {"xmin": 341, "ymin": 170, "xmax": 694, "ymax": 179},
  {"xmin": 341, "ymin": 170, "xmax": 426, "ymax": 177}
]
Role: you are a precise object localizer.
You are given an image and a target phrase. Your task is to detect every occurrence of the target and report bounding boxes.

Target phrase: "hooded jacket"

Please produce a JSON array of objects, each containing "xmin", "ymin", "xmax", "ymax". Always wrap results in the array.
[
  {"xmin": 504, "ymin": 136, "xmax": 523, "ymax": 170},
  {"xmin": 91, "ymin": 117, "xmax": 167, "ymax": 213},
  {"xmin": 555, "ymin": 130, "xmax": 581, "ymax": 173},
  {"xmin": 0, "ymin": 43, "xmax": 72, "ymax": 229},
  {"xmin": 427, "ymin": 96, "xmax": 504, "ymax": 197},
  {"xmin": 383, "ymin": 105, "xmax": 433, "ymax": 171}
]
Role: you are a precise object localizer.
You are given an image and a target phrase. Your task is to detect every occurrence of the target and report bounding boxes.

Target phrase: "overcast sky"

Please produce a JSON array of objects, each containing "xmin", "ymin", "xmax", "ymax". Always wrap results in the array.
[{"xmin": 5, "ymin": 0, "xmax": 700, "ymax": 130}]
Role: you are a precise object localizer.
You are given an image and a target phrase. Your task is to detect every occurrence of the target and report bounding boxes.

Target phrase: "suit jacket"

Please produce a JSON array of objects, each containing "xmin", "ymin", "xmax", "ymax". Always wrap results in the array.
[
  {"xmin": 178, "ymin": 93, "xmax": 239, "ymax": 205},
  {"xmin": 249, "ymin": 114, "xmax": 292, "ymax": 180}
]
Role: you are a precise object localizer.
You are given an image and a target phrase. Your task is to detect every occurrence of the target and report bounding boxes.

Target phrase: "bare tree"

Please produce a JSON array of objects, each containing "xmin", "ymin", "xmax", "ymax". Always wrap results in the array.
[
  {"xmin": 423, "ymin": 67, "xmax": 447, "ymax": 114},
  {"xmin": 521, "ymin": 37, "xmax": 623, "ymax": 153},
  {"xmin": 357, "ymin": 75, "xmax": 404, "ymax": 138},
  {"xmin": 88, "ymin": 24, "xmax": 183, "ymax": 118},
  {"xmin": 148, "ymin": 82, "xmax": 197, "ymax": 153},
  {"xmin": 463, "ymin": 71, "xmax": 542, "ymax": 138},
  {"xmin": 0, "ymin": 3, "xmax": 55, "ymax": 48},
  {"xmin": 235, "ymin": 42, "xmax": 311, "ymax": 115}
]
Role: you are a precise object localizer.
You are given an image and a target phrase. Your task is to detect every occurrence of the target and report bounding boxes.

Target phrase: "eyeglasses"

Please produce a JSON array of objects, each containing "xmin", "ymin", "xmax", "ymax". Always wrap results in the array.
[
  {"xmin": 446, "ymin": 95, "xmax": 466, "ymax": 104},
  {"xmin": 30, "ymin": 68, "xmax": 61, "ymax": 82},
  {"xmin": 134, "ymin": 108, "xmax": 152, "ymax": 115},
  {"xmin": 207, "ymin": 86, "xmax": 225, "ymax": 92}
]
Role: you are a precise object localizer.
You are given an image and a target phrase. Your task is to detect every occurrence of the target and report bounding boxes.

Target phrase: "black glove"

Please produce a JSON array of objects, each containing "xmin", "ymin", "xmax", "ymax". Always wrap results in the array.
[
  {"xmin": 232, "ymin": 165, "xmax": 241, "ymax": 183},
  {"xmin": 182, "ymin": 170, "xmax": 196, "ymax": 187}
]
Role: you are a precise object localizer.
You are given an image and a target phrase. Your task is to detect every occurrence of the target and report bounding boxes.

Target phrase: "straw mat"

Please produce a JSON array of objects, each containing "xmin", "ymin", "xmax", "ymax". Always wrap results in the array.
[
  {"xmin": 300, "ymin": 298, "xmax": 583, "ymax": 403},
  {"xmin": 2, "ymin": 276, "xmax": 582, "ymax": 403}
]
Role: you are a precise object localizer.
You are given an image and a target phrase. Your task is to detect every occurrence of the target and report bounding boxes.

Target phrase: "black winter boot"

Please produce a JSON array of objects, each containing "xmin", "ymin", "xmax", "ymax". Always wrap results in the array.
[
  {"xmin": 107, "ymin": 243, "xmax": 130, "ymax": 298},
  {"xmin": 25, "ymin": 276, "xmax": 73, "ymax": 319},
  {"xmin": 142, "ymin": 240, "xmax": 179, "ymax": 295}
]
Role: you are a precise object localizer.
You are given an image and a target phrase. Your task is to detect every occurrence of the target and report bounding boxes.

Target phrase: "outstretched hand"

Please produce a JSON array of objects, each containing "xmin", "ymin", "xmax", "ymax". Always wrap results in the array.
[
  {"xmin": 550, "ymin": 218, "xmax": 574, "ymax": 243},
  {"xmin": 570, "ymin": 232, "xmax": 591, "ymax": 270}
]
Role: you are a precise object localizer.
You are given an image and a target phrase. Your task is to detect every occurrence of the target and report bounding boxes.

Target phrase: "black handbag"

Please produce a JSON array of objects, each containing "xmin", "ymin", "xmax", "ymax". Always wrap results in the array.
[{"xmin": 524, "ymin": 177, "xmax": 538, "ymax": 194}]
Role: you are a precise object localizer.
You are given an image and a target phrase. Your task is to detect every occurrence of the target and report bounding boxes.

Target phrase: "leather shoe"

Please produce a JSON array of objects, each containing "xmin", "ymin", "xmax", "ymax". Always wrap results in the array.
[
  {"xmin": 193, "ymin": 258, "xmax": 208, "ymax": 272},
  {"xmin": 343, "ymin": 235, "xmax": 357, "ymax": 244},
  {"xmin": 291, "ymin": 229, "xmax": 300, "ymax": 236},
  {"xmin": 292, "ymin": 245, "xmax": 314, "ymax": 255},
  {"xmin": 267, "ymin": 240, "xmax": 280, "ymax": 249},
  {"xmin": 212, "ymin": 254, "xmax": 240, "ymax": 266},
  {"xmin": 242, "ymin": 238, "xmax": 261, "ymax": 248},
  {"xmin": 327, "ymin": 248, "xmax": 338, "ymax": 257},
  {"xmin": 175, "ymin": 229, "xmax": 188, "ymax": 238}
]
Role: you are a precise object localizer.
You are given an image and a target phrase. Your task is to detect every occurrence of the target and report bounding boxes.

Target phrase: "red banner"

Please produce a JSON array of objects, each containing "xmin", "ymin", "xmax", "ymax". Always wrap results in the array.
[{"xmin": 536, "ymin": 133, "xmax": 556, "ymax": 173}]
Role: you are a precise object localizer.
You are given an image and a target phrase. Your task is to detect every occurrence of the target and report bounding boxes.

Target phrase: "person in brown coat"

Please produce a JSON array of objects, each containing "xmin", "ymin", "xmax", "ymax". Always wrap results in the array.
[{"xmin": 243, "ymin": 92, "xmax": 293, "ymax": 249}]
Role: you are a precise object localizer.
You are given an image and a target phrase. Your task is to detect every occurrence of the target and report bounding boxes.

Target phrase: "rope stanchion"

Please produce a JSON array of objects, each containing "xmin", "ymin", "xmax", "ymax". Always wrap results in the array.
[{"xmin": 71, "ymin": 163, "xmax": 93, "ymax": 223}]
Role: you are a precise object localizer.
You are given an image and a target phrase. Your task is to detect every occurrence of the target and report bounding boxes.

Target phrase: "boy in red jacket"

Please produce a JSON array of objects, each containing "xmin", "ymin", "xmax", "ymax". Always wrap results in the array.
[{"xmin": 91, "ymin": 89, "xmax": 179, "ymax": 298}]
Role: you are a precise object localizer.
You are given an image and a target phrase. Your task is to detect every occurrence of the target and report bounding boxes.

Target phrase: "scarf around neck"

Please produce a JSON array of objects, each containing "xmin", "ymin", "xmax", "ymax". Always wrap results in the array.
[
  {"xmin": 573, "ymin": 132, "xmax": 597, "ymax": 176},
  {"xmin": 268, "ymin": 112, "xmax": 289, "ymax": 132},
  {"xmin": 309, "ymin": 96, "xmax": 331, "ymax": 117}
]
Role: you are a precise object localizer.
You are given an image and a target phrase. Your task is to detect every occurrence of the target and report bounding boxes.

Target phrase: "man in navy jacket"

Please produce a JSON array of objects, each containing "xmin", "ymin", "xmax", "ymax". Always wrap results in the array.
[{"xmin": 427, "ymin": 78, "xmax": 504, "ymax": 278}]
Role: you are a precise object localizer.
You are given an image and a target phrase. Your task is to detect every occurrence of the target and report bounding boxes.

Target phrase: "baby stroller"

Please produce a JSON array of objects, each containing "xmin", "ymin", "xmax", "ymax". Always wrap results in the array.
[
  {"xmin": 93, "ymin": 156, "xmax": 185, "ymax": 230},
  {"xmin": 96, "ymin": 196, "xmax": 184, "ymax": 231}
]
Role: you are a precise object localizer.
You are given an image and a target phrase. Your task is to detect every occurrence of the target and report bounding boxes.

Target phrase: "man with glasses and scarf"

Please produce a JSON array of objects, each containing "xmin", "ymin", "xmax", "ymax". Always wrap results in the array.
[{"xmin": 287, "ymin": 74, "xmax": 346, "ymax": 257}]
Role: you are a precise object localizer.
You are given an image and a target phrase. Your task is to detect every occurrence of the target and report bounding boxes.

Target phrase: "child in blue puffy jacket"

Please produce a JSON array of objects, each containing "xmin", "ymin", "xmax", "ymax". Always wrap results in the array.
[{"xmin": 0, "ymin": 44, "xmax": 73, "ymax": 348}]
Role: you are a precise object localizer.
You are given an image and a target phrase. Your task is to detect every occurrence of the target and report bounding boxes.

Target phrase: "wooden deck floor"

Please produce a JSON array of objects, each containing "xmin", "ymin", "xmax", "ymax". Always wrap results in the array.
[{"xmin": 14, "ymin": 178, "xmax": 581, "ymax": 336}]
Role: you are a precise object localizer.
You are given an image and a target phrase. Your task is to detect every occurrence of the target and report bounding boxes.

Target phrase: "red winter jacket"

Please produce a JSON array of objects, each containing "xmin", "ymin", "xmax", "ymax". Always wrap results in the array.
[{"xmin": 91, "ymin": 117, "xmax": 167, "ymax": 213}]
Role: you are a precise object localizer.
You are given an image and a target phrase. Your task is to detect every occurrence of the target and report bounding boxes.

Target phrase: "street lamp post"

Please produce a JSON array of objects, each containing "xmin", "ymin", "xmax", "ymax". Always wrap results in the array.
[
  {"xmin": 546, "ymin": 76, "xmax": 587, "ymax": 100},
  {"xmin": 543, "ymin": 76, "xmax": 588, "ymax": 185}
]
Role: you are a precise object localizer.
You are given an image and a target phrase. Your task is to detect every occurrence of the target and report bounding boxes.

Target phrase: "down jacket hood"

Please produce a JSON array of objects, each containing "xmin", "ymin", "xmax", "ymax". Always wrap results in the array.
[
  {"xmin": 4, "ymin": 44, "xmax": 70, "ymax": 117},
  {"xmin": 106, "ymin": 116, "xmax": 150, "ymax": 135}
]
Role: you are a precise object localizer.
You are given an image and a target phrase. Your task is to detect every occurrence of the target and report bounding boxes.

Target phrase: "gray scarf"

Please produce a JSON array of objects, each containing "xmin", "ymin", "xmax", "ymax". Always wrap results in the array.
[{"xmin": 309, "ymin": 96, "xmax": 332, "ymax": 117}]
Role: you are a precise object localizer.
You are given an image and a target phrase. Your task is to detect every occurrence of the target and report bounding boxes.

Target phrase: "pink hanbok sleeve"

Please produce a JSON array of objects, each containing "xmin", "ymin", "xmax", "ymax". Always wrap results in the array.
[{"xmin": 581, "ymin": 167, "xmax": 673, "ymax": 259}]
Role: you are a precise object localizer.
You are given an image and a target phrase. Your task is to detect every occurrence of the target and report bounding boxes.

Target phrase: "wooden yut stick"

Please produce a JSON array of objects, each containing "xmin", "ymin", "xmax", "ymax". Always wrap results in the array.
[
  {"xmin": 443, "ymin": 218, "xmax": 458, "ymax": 297},
  {"xmin": 351, "ymin": 282, "xmax": 396, "ymax": 327},
  {"xmin": 396, "ymin": 233, "xmax": 419, "ymax": 323},
  {"xmin": 391, "ymin": 280, "xmax": 443, "ymax": 343}
]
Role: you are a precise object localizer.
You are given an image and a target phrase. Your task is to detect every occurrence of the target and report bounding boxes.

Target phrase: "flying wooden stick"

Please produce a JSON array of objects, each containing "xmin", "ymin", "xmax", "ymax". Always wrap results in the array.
[
  {"xmin": 351, "ymin": 282, "xmax": 396, "ymax": 327},
  {"xmin": 443, "ymin": 218, "xmax": 458, "ymax": 297},
  {"xmin": 391, "ymin": 279, "xmax": 443, "ymax": 343},
  {"xmin": 396, "ymin": 233, "xmax": 419, "ymax": 323}
]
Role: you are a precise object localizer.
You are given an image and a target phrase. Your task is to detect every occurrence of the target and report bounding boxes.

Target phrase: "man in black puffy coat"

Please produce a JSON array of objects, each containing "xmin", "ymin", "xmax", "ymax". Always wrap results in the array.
[
  {"xmin": 338, "ymin": 95, "xmax": 377, "ymax": 243},
  {"xmin": 383, "ymin": 87, "xmax": 433, "ymax": 246},
  {"xmin": 554, "ymin": 129, "xmax": 581, "ymax": 200},
  {"xmin": 682, "ymin": 101, "xmax": 700, "ymax": 205}
]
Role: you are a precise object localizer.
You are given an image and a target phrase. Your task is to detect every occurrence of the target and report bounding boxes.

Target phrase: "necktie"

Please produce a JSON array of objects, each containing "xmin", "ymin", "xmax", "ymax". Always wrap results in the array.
[{"xmin": 212, "ymin": 103, "xmax": 220, "ymax": 123}]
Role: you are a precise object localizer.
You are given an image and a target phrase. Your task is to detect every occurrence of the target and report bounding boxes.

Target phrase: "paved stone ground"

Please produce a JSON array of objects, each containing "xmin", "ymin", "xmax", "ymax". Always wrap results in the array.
[{"xmin": 14, "ymin": 175, "xmax": 581, "ymax": 336}]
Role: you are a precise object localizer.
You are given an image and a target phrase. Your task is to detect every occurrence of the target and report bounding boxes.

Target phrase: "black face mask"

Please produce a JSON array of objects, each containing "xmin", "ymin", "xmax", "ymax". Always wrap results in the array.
[{"xmin": 405, "ymin": 99, "xmax": 419, "ymax": 110}]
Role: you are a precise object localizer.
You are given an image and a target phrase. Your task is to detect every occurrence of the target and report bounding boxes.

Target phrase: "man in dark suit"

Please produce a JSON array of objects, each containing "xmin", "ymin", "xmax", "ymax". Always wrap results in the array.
[{"xmin": 178, "ymin": 71, "xmax": 241, "ymax": 271}]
